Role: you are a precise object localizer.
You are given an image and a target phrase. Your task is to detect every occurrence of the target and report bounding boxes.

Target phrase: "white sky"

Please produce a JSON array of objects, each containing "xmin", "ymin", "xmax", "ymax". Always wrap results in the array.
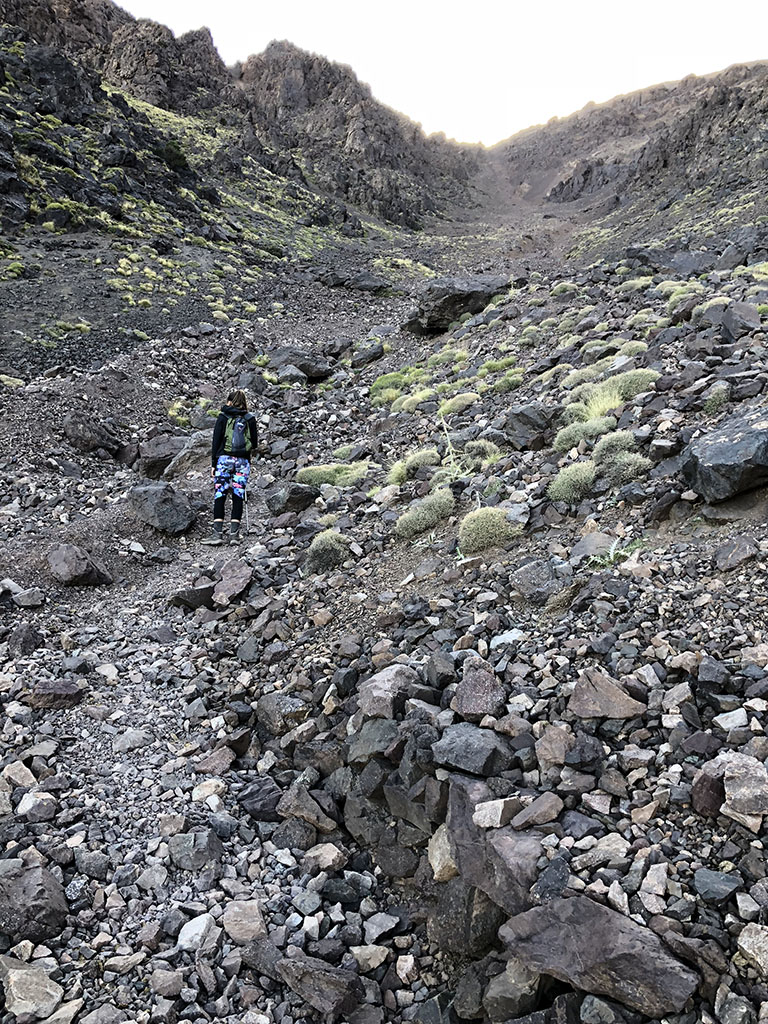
[{"xmin": 117, "ymin": 0, "xmax": 768, "ymax": 145}]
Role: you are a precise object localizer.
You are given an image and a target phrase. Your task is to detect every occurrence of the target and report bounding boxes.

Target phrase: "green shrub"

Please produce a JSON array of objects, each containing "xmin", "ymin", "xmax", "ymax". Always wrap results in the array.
[
  {"xmin": 296, "ymin": 462, "xmax": 369, "ymax": 487},
  {"xmin": 395, "ymin": 489, "xmax": 455, "ymax": 539},
  {"xmin": 493, "ymin": 371, "xmax": 524, "ymax": 393},
  {"xmin": 619, "ymin": 340, "xmax": 648, "ymax": 356},
  {"xmin": 604, "ymin": 452, "xmax": 652, "ymax": 487},
  {"xmin": 478, "ymin": 356, "xmax": 516, "ymax": 377},
  {"xmin": 333, "ymin": 444, "xmax": 354, "ymax": 460},
  {"xmin": 548, "ymin": 461, "xmax": 597, "ymax": 502},
  {"xmin": 439, "ymin": 392, "xmax": 479, "ymax": 416},
  {"xmin": 519, "ymin": 325, "xmax": 541, "ymax": 347},
  {"xmin": 463, "ymin": 440, "xmax": 500, "ymax": 468},
  {"xmin": 552, "ymin": 281, "xmax": 579, "ymax": 296},
  {"xmin": 400, "ymin": 388, "xmax": 436, "ymax": 412},
  {"xmin": 458, "ymin": 507, "xmax": 521, "ymax": 553},
  {"xmin": 593, "ymin": 430, "xmax": 636, "ymax": 464},
  {"xmin": 388, "ymin": 448, "xmax": 442, "ymax": 485},
  {"xmin": 554, "ymin": 417, "xmax": 616, "ymax": 452},
  {"xmin": 305, "ymin": 530, "xmax": 350, "ymax": 573},
  {"xmin": 618, "ymin": 276, "xmax": 654, "ymax": 294},
  {"xmin": 703, "ymin": 382, "xmax": 730, "ymax": 414},
  {"xmin": 371, "ymin": 387, "xmax": 401, "ymax": 407}
]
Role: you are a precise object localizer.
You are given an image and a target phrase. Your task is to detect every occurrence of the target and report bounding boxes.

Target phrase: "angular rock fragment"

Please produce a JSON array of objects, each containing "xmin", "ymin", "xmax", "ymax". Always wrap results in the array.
[
  {"xmin": 499, "ymin": 896, "xmax": 698, "ymax": 1015},
  {"xmin": 568, "ymin": 668, "xmax": 647, "ymax": 720}
]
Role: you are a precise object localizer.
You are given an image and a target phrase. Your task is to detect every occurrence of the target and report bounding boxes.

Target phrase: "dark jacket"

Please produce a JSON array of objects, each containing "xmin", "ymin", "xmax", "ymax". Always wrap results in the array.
[{"xmin": 211, "ymin": 406, "xmax": 258, "ymax": 467}]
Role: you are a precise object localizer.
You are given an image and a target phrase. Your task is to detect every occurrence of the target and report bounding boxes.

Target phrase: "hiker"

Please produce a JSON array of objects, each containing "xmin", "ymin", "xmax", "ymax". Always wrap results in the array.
[{"xmin": 202, "ymin": 389, "xmax": 258, "ymax": 546}]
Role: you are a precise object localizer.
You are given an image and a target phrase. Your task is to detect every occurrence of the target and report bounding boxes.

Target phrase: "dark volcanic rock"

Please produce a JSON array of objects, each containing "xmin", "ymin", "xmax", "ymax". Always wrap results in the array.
[
  {"xmin": 63, "ymin": 412, "xmax": 123, "ymax": 454},
  {"xmin": 47, "ymin": 543, "xmax": 112, "ymax": 586},
  {"xmin": 276, "ymin": 953, "xmax": 365, "ymax": 1018},
  {"xmin": 499, "ymin": 896, "xmax": 698, "ymax": 1016},
  {"xmin": 403, "ymin": 275, "xmax": 509, "ymax": 334},
  {"xmin": 129, "ymin": 482, "xmax": 196, "ymax": 534},
  {"xmin": 266, "ymin": 483, "xmax": 321, "ymax": 514},
  {"xmin": 682, "ymin": 403, "xmax": 768, "ymax": 502},
  {"xmin": 432, "ymin": 723, "xmax": 514, "ymax": 775},
  {"xmin": 0, "ymin": 865, "xmax": 68, "ymax": 943}
]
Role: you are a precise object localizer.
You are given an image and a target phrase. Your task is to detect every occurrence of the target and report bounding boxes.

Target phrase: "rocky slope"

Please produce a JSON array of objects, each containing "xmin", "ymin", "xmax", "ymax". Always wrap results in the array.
[
  {"xmin": 492, "ymin": 61, "xmax": 768, "ymax": 256},
  {"xmin": 0, "ymin": 0, "xmax": 477, "ymax": 227},
  {"xmin": 5, "ymin": 5, "xmax": 768, "ymax": 1024}
]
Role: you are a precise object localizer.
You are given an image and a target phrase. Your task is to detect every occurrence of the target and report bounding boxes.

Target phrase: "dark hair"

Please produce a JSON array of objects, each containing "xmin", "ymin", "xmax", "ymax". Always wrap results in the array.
[{"xmin": 227, "ymin": 389, "xmax": 248, "ymax": 411}]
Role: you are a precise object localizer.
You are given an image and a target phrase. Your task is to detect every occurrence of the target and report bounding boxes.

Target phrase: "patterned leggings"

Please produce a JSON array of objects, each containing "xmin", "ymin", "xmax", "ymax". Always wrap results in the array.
[{"xmin": 213, "ymin": 456, "xmax": 250, "ymax": 521}]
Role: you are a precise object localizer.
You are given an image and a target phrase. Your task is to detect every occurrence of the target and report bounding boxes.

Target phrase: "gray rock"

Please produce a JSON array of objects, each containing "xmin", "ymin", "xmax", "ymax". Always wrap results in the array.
[
  {"xmin": 112, "ymin": 728, "xmax": 152, "ymax": 753},
  {"xmin": 265, "ymin": 482, "xmax": 321, "ymax": 514},
  {"xmin": 568, "ymin": 668, "xmax": 647, "ymax": 719},
  {"xmin": 509, "ymin": 558, "xmax": 561, "ymax": 604},
  {"xmin": 403, "ymin": 274, "xmax": 509, "ymax": 334},
  {"xmin": 723, "ymin": 754, "xmax": 768, "ymax": 815},
  {"xmin": 482, "ymin": 957, "xmax": 540, "ymax": 1021},
  {"xmin": 129, "ymin": 482, "xmax": 195, "ymax": 534},
  {"xmin": 721, "ymin": 300, "xmax": 761, "ymax": 341},
  {"xmin": 256, "ymin": 692, "xmax": 309, "ymax": 735},
  {"xmin": 451, "ymin": 658, "xmax": 507, "ymax": 720},
  {"xmin": 63, "ymin": 412, "xmax": 123, "ymax": 454},
  {"xmin": 432, "ymin": 723, "xmax": 514, "ymax": 775},
  {"xmin": 276, "ymin": 953, "xmax": 365, "ymax": 1018},
  {"xmin": 499, "ymin": 896, "xmax": 698, "ymax": 1016},
  {"xmin": 47, "ymin": 543, "xmax": 112, "ymax": 587},
  {"xmin": 714, "ymin": 535, "xmax": 758, "ymax": 570},
  {"xmin": 237, "ymin": 777, "xmax": 283, "ymax": 820},
  {"xmin": 358, "ymin": 664, "xmax": 418, "ymax": 718},
  {"xmin": 0, "ymin": 957, "xmax": 63, "ymax": 1019},
  {"xmin": 682, "ymin": 403, "xmax": 768, "ymax": 502},
  {"xmin": 139, "ymin": 434, "xmax": 187, "ymax": 478},
  {"xmin": 447, "ymin": 777, "xmax": 542, "ymax": 915},
  {"xmin": 0, "ymin": 865, "xmax": 68, "ymax": 943},
  {"xmin": 350, "ymin": 337, "xmax": 384, "ymax": 368},
  {"xmin": 693, "ymin": 868, "xmax": 742, "ymax": 903},
  {"xmin": 168, "ymin": 829, "xmax": 224, "ymax": 871}
]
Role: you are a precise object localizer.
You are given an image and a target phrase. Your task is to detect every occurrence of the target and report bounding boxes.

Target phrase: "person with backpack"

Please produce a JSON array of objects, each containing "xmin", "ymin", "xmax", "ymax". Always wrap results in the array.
[{"xmin": 202, "ymin": 389, "xmax": 258, "ymax": 546}]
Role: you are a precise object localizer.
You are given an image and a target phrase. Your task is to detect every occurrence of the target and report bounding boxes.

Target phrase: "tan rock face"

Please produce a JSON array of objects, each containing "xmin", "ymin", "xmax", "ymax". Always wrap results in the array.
[{"xmin": 568, "ymin": 668, "xmax": 647, "ymax": 719}]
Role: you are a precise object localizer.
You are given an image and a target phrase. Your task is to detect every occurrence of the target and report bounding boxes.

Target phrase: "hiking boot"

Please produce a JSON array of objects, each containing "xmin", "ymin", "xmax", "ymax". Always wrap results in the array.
[
  {"xmin": 228, "ymin": 521, "xmax": 241, "ymax": 545},
  {"xmin": 201, "ymin": 523, "xmax": 224, "ymax": 546}
]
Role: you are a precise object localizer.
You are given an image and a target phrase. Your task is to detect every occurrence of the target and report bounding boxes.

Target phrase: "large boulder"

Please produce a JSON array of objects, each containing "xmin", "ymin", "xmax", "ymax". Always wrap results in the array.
[
  {"xmin": 270, "ymin": 346, "xmax": 334, "ymax": 380},
  {"xmin": 503, "ymin": 402, "xmax": 557, "ymax": 451},
  {"xmin": 447, "ymin": 777, "xmax": 542, "ymax": 916},
  {"xmin": 139, "ymin": 434, "xmax": 187, "ymax": 478},
  {"xmin": 276, "ymin": 953, "xmax": 365, "ymax": 1018},
  {"xmin": 721, "ymin": 300, "xmax": 761, "ymax": 341},
  {"xmin": 129, "ymin": 482, "xmax": 196, "ymax": 534},
  {"xmin": 682, "ymin": 403, "xmax": 768, "ymax": 502},
  {"xmin": 499, "ymin": 896, "xmax": 698, "ymax": 1016},
  {"xmin": 0, "ymin": 865, "xmax": 69, "ymax": 943},
  {"xmin": 403, "ymin": 275, "xmax": 509, "ymax": 334},
  {"xmin": 47, "ymin": 544, "xmax": 112, "ymax": 587},
  {"xmin": 63, "ymin": 412, "xmax": 123, "ymax": 454},
  {"xmin": 266, "ymin": 482, "xmax": 320, "ymax": 515}
]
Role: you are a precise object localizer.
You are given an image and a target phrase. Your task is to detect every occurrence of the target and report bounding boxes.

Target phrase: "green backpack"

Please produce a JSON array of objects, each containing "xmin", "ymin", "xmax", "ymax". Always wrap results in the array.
[{"xmin": 224, "ymin": 413, "xmax": 253, "ymax": 457}]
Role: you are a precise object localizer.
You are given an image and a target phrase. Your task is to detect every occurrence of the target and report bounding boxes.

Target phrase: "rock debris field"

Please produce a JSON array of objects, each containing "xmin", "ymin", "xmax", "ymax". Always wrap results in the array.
[{"xmin": 5, "ymin": 3, "xmax": 768, "ymax": 1023}]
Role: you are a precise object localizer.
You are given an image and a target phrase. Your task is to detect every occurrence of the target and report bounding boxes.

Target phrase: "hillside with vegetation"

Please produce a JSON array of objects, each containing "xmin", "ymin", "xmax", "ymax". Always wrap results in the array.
[{"xmin": 3, "ymin": 5, "xmax": 768, "ymax": 1024}]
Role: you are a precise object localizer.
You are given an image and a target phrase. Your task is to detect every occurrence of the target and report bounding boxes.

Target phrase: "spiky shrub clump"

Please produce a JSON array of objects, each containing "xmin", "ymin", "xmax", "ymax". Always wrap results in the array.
[
  {"xmin": 619, "ymin": 340, "xmax": 649, "ymax": 356},
  {"xmin": 305, "ymin": 530, "xmax": 350, "ymax": 574},
  {"xmin": 548, "ymin": 461, "xmax": 597, "ymax": 503},
  {"xmin": 493, "ymin": 370, "xmax": 524, "ymax": 393},
  {"xmin": 592, "ymin": 430, "xmax": 636, "ymax": 464},
  {"xmin": 604, "ymin": 452, "xmax": 653, "ymax": 487},
  {"xmin": 554, "ymin": 417, "xmax": 616, "ymax": 452},
  {"xmin": 463, "ymin": 439, "xmax": 500, "ymax": 469},
  {"xmin": 387, "ymin": 448, "xmax": 442, "ymax": 485},
  {"xmin": 296, "ymin": 462, "xmax": 368, "ymax": 487},
  {"xmin": 395, "ymin": 488, "xmax": 455, "ymax": 539},
  {"xmin": 458, "ymin": 507, "xmax": 521, "ymax": 554},
  {"xmin": 400, "ymin": 388, "xmax": 436, "ymax": 413},
  {"xmin": 438, "ymin": 392, "xmax": 479, "ymax": 416}
]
